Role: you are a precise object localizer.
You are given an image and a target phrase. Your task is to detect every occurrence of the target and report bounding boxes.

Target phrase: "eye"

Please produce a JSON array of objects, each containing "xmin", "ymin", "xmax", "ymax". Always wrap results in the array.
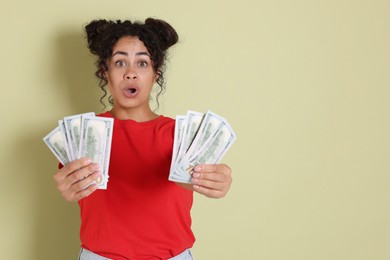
[
  {"xmin": 115, "ymin": 60, "xmax": 127, "ymax": 67},
  {"xmin": 138, "ymin": 60, "xmax": 148, "ymax": 67}
]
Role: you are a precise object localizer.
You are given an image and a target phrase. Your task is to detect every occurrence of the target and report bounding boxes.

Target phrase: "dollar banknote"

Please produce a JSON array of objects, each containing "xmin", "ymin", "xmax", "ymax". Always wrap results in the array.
[
  {"xmin": 58, "ymin": 119, "xmax": 72, "ymax": 162},
  {"xmin": 43, "ymin": 112, "xmax": 113, "ymax": 190},
  {"xmin": 183, "ymin": 110, "xmax": 225, "ymax": 161},
  {"xmin": 173, "ymin": 111, "xmax": 204, "ymax": 168},
  {"xmin": 43, "ymin": 126, "xmax": 70, "ymax": 166},
  {"xmin": 79, "ymin": 116, "xmax": 114, "ymax": 189},
  {"xmin": 64, "ymin": 112, "xmax": 95, "ymax": 161},
  {"xmin": 169, "ymin": 110, "xmax": 236, "ymax": 184},
  {"xmin": 169, "ymin": 115, "xmax": 187, "ymax": 174}
]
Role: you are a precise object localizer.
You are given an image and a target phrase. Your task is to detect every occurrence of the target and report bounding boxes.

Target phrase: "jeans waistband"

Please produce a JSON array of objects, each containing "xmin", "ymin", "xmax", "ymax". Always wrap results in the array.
[{"xmin": 79, "ymin": 248, "xmax": 193, "ymax": 260}]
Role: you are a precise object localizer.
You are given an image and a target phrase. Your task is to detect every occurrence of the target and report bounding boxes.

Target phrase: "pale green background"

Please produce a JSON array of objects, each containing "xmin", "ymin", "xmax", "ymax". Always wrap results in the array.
[{"xmin": 1, "ymin": 0, "xmax": 389, "ymax": 259}]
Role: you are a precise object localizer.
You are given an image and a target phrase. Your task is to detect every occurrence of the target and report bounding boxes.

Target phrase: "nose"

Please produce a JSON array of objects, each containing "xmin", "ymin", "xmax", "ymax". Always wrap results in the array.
[{"xmin": 124, "ymin": 68, "xmax": 137, "ymax": 80}]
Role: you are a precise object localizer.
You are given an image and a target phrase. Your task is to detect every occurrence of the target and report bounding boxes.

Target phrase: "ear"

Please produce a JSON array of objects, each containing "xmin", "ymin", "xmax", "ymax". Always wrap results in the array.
[
  {"xmin": 100, "ymin": 63, "xmax": 109, "ymax": 80},
  {"xmin": 155, "ymin": 70, "xmax": 161, "ymax": 82}
]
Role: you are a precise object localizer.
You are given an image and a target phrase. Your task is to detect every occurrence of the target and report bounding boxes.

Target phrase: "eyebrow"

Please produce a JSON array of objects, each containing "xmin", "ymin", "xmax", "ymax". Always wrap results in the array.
[{"xmin": 112, "ymin": 51, "xmax": 151, "ymax": 58}]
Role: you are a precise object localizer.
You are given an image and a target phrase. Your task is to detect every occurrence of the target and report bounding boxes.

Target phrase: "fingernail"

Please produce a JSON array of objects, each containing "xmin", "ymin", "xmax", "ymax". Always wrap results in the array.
[
  {"xmin": 194, "ymin": 166, "xmax": 202, "ymax": 172},
  {"xmin": 193, "ymin": 173, "xmax": 200, "ymax": 178},
  {"xmin": 191, "ymin": 178, "xmax": 199, "ymax": 184},
  {"xmin": 94, "ymin": 171, "xmax": 101, "ymax": 181},
  {"xmin": 92, "ymin": 163, "xmax": 100, "ymax": 170},
  {"xmin": 83, "ymin": 157, "xmax": 92, "ymax": 164}
]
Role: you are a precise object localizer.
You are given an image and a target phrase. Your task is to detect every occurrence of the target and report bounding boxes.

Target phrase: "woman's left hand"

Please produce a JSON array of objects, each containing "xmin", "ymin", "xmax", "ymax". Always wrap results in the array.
[{"xmin": 190, "ymin": 164, "xmax": 232, "ymax": 198}]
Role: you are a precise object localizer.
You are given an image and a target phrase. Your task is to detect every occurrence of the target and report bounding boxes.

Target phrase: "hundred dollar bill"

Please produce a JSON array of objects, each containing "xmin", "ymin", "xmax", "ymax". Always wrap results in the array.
[
  {"xmin": 64, "ymin": 112, "xmax": 95, "ymax": 160},
  {"xmin": 171, "ymin": 120, "xmax": 236, "ymax": 184},
  {"xmin": 79, "ymin": 116, "xmax": 114, "ymax": 189},
  {"xmin": 170, "ymin": 115, "xmax": 186, "ymax": 173},
  {"xmin": 169, "ymin": 115, "xmax": 191, "ymax": 183},
  {"xmin": 174, "ymin": 111, "xmax": 204, "ymax": 168},
  {"xmin": 58, "ymin": 119, "xmax": 72, "ymax": 162},
  {"xmin": 183, "ymin": 110, "xmax": 225, "ymax": 161},
  {"xmin": 43, "ymin": 126, "xmax": 70, "ymax": 165}
]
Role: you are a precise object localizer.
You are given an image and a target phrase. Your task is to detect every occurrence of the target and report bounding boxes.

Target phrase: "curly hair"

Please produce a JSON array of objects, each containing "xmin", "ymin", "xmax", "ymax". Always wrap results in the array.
[{"xmin": 84, "ymin": 18, "xmax": 179, "ymax": 110}]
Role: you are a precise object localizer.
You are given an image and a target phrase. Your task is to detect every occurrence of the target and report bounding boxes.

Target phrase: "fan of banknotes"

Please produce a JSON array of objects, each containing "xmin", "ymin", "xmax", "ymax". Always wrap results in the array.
[
  {"xmin": 43, "ymin": 110, "xmax": 236, "ymax": 188},
  {"xmin": 168, "ymin": 110, "xmax": 236, "ymax": 184},
  {"xmin": 43, "ymin": 112, "xmax": 114, "ymax": 189}
]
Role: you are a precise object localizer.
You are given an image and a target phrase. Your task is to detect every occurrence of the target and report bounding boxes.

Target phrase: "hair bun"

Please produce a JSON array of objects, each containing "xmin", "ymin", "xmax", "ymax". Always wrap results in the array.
[
  {"xmin": 85, "ymin": 19, "xmax": 118, "ymax": 54},
  {"xmin": 145, "ymin": 18, "xmax": 179, "ymax": 50}
]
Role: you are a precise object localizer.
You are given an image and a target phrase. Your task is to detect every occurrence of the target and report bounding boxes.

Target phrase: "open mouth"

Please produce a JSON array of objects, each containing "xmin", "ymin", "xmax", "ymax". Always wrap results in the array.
[{"xmin": 124, "ymin": 87, "xmax": 138, "ymax": 97}]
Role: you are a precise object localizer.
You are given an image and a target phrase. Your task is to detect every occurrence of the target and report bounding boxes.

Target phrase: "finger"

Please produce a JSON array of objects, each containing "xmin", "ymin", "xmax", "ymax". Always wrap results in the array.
[
  {"xmin": 55, "ymin": 157, "xmax": 93, "ymax": 181},
  {"xmin": 74, "ymin": 183, "xmax": 99, "ymax": 201},
  {"xmin": 191, "ymin": 177, "xmax": 226, "ymax": 191},
  {"xmin": 69, "ymin": 171, "xmax": 101, "ymax": 193},
  {"xmin": 194, "ymin": 164, "xmax": 231, "ymax": 174},
  {"xmin": 192, "ymin": 172, "xmax": 227, "ymax": 182},
  {"xmin": 57, "ymin": 163, "xmax": 100, "ymax": 192},
  {"xmin": 67, "ymin": 163, "xmax": 100, "ymax": 185},
  {"xmin": 63, "ymin": 157, "xmax": 94, "ymax": 176},
  {"xmin": 193, "ymin": 184, "xmax": 225, "ymax": 199},
  {"xmin": 65, "ymin": 181, "xmax": 99, "ymax": 202},
  {"xmin": 61, "ymin": 171, "xmax": 101, "ymax": 201}
]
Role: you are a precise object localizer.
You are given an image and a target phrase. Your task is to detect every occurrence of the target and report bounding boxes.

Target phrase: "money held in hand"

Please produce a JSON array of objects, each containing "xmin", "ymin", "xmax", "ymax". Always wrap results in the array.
[
  {"xmin": 44, "ymin": 110, "xmax": 234, "ymax": 187},
  {"xmin": 169, "ymin": 110, "xmax": 236, "ymax": 184},
  {"xmin": 43, "ymin": 112, "xmax": 114, "ymax": 189}
]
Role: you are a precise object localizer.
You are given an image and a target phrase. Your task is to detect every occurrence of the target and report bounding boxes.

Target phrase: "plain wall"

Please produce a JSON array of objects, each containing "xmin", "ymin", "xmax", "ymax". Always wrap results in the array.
[{"xmin": 1, "ymin": 0, "xmax": 389, "ymax": 259}]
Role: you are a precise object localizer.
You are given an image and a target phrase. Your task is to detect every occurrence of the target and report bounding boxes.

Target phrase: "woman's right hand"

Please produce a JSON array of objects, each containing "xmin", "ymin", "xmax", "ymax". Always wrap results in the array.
[{"xmin": 53, "ymin": 157, "xmax": 101, "ymax": 202}]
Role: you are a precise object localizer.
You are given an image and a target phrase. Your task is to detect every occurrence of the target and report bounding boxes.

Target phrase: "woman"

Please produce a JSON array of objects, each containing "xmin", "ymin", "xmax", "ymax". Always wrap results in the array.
[{"xmin": 54, "ymin": 18, "xmax": 232, "ymax": 260}]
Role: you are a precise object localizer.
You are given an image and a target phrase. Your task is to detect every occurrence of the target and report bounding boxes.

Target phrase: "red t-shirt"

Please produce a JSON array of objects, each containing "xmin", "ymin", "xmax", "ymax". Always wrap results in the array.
[{"xmin": 78, "ymin": 112, "xmax": 195, "ymax": 259}]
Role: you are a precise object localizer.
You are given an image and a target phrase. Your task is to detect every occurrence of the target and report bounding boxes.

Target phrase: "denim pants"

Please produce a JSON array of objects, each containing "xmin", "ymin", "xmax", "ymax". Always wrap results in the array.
[{"xmin": 78, "ymin": 248, "xmax": 193, "ymax": 260}]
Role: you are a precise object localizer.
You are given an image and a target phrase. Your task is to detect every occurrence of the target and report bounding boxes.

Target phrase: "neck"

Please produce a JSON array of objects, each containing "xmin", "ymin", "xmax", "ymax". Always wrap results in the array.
[{"xmin": 110, "ymin": 107, "xmax": 159, "ymax": 122}]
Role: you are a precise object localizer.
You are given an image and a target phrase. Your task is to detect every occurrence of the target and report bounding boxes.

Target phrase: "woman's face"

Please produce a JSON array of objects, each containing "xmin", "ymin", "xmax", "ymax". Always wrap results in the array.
[{"xmin": 106, "ymin": 36, "xmax": 158, "ymax": 115}]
